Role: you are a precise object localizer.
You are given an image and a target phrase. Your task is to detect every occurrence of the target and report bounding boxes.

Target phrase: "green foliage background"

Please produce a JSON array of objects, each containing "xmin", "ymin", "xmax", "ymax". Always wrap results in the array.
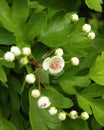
[{"xmin": 0, "ymin": 0, "xmax": 104, "ymax": 130}]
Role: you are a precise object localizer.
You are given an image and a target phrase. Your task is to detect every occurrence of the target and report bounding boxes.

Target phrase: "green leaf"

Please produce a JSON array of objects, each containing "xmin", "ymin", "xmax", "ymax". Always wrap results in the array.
[
  {"xmin": 42, "ymin": 86, "xmax": 73, "ymax": 108},
  {"xmin": 62, "ymin": 118, "xmax": 89, "ymax": 130},
  {"xmin": 29, "ymin": 87, "xmax": 61, "ymax": 130},
  {"xmin": 40, "ymin": 11, "xmax": 71, "ymax": 47},
  {"xmin": 89, "ymin": 51, "xmax": 104, "ymax": 85},
  {"xmin": 12, "ymin": 0, "xmax": 29, "ymax": 25},
  {"xmin": 0, "ymin": 0, "xmax": 16, "ymax": 32},
  {"xmin": 77, "ymin": 84, "xmax": 104, "ymax": 126},
  {"xmin": 39, "ymin": 69, "xmax": 49, "ymax": 85},
  {"xmin": 10, "ymin": 110, "xmax": 28, "ymax": 130},
  {"xmin": 0, "ymin": 66, "xmax": 7, "ymax": 83},
  {"xmin": 8, "ymin": 76, "xmax": 21, "ymax": 94},
  {"xmin": 91, "ymin": 118, "xmax": 102, "ymax": 130},
  {"xmin": 25, "ymin": 12, "xmax": 47, "ymax": 40},
  {"xmin": 9, "ymin": 90, "xmax": 20, "ymax": 110},
  {"xmin": 0, "ymin": 112, "xmax": 17, "ymax": 130},
  {"xmin": 91, "ymin": 100, "xmax": 104, "ymax": 127},
  {"xmin": 0, "ymin": 28, "xmax": 16, "ymax": 45},
  {"xmin": 58, "ymin": 69, "xmax": 90, "ymax": 94},
  {"xmin": 85, "ymin": 0, "xmax": 103, "ymax": 12}
]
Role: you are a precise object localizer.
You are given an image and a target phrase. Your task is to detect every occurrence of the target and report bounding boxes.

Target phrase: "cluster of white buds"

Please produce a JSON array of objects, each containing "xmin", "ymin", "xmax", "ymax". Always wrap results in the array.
[
  {"xmin": 82, "ymin": 24, "xmax": 95, "ymax": 40},
  {"xmin": 42, "ymin": 49, "xmax": 65, "ymax": 75},
  {"xmin": 71, "ymin": 13, "xmax": 79, "ymax": 22},
  {"xmin": 25, "ymin": 73, "xmax": 36, "ymax": 84},
  {"xmin": 69, "ymin": 110, "xmax": 89, "ymax": 120},
  {"xmin": 4, "ymin": 46, "xmax": 31, "ymax": 63},
  {"xmin": 70, "ymin": 57, "xmax": 79, "ymax": 66},
  {"xmin": 4, "ymin": 46, "xmax": 21, "ymax": 62}
]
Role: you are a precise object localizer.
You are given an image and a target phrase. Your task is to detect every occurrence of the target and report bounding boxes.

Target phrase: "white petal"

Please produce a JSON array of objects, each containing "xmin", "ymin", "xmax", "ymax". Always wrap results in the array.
[
  {"xmin": 42, "ymin": 57, "xmax": 51, "ymax": 71},
  {"xmin": 38, "ymin": 96, "xmax": 51, "ymax": 109}
]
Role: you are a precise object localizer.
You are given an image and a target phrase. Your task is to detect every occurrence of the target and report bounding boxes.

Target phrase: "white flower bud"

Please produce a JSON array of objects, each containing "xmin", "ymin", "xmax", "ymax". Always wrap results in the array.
[
  {"xmin": 71, "ymin": 13, "xmax": 79, "ymax": 22},
  {"xmin": 69, "ymin": 110, "xmax": 78, "ymax": 119},
  {"xmin": 49, "ymin": 56, "xmax": 65, "ymax": 74},
  {"xmin": 4, "ymin": 51, "xmax": 15, "ymax": 62},
  {"xmin": 71, "ymin": 57, "xmax": 79, "ymax": 66},
  {"xmin": 20, "ymin": 56, "xmax": 28, "ymax": 65},
  {"xmin": 42, "ymin": 57, "xmax": 51, "ymax": 71},
  {"xmin": 55, "ymin": 48, "xmax": 64, "ymax": 57},
  {"xmin": 58, "ymin": 112, "xmax": 66, "ymax": 120},
  {"xmin": 48, "ymin": 106, "xmax": 58, "ymax": 115},
  {"xmin": 38, "ymin": 96, "xmax": 51, "ymax": 109},
  {"xmin": 87, "ymin": 31, "xmax": 95, "ymax": 40},
  {"xmin": 82, "ymin": 24, "xmax": 91, "ymax": 33},
  {"xmin": 10, "ymin": 46, "xmax": 21, "ymax": 56},
  {"xmin": 25, "ymin": 73, "xmax": 36, "ymax": 84},
  {"xmin": 31, "ymin": 89, "xmax": 40, "ymax": 98},
  {"xmin": 22, "ymin": 47, "xmax": 31, "ymax": 56},
  {"xmin": 81, "ymin": 112, "xmax": 89, "ymax": 120}
]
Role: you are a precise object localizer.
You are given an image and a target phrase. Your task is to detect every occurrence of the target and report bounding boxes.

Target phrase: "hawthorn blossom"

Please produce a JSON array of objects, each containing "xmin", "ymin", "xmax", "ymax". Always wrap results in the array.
[
  {"xmin": 58, "ymin": 112, "xmax": 66, "ymax": 120},
  {"xmin": 71, "ymin": 13, "xmax": 79, "ymax": 22},
  {"xmin": 42, "ymin": 56, "xmax": 65, "ymax": 74},
  {"xmin": 31, "ymin": 89, "xmax": 40, "ymax": 98},
  {"xmin": 22, "ymin": 47, "xmax": 31, "ymax": 56},
  {"xmin": 4, "ymin": 51, "xmax": 15, "ymax": 62},
  {"xmin": 10, "ymin": 46, "xmax": 21, "ymax": 56},
  {"xmin": 25, "ymin": 73, "xmax": 36, "ymax": 84},
  {"xmin": 82, "ymin": 24, "xmax": 91, "ymax": 33},
  {"xmin": 38, "ymin": 96, "xmax": 51, "ymax": 109},
  {"xmin": 71, "ymin": 57, "xmax": 79, "ymax": 66},
  {"xmin": 55, "ymin": 48, "xmax": 64, "ymax": 57},
  {"xmin": 87, "ymin": 31, "xmax": 95, "ymax": 40},
  {"xmin": 69, "ymin": 110, "xmax": 78, "ymax": 119},
  {"xmin": 81, "ymin": 112, "xmax": 89, "ymax": 120},
  {"xmin": 20, "ymin": 56, "xmax": 28, "ymax": 65},
  {"xmin": 48, "ymin": 106, "xmax": 58, "ymax": 115}
]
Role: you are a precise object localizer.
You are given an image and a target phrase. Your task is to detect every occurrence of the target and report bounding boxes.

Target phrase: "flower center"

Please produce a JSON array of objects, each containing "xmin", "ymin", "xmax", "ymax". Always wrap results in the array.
[{"xmin": 50, "ymin": 59, "xmax": 61, "ymax": 70}]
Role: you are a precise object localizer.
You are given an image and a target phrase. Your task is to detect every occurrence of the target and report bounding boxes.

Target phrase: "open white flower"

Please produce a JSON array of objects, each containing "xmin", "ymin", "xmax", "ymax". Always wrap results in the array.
[
  {"xmin": 71, "ymin": 13, "xmax": 79, "ymax": 22},
  {"xmin": 69, "ymin": 110, "xmax": 78, "ymax": 119},
  {"xmin": 31, "ymin": 89, "xmax": 40, "ymax": 98},
  {"xmin": 42, "ymin": 56, "xmax": 65, "ymax": 74},
  {"xmin": 49, "ymin": 56, "xmax": 65, "ymax": 74},
  {"xmin": 38, "ymin": 96, "xmax": 51, "ymax": 109},
  {"xmin": 58, "ymin": 112, "xmax": 66, "ymax": 120},
  {"xmin": 25, "ymin": 73, "xmax": 36, "ymax": 84},
  {"xmin": 22, "ymin": 47, "xmax": 31, "ymax": 56},
  {"xmin": 55, "ymin": 48, "xmax": 64, "ymax": 57},
  {"xmin": 87, "ymin": 31, "xmax": 95, "ymax": 40},
  {"xmin": 4, "ymin": 51, "xmax": 15, "ymax": 62},
  {"xmin": 82, "ymin": 24, "xmax": 91, "ymax": 33},
  {"xmin": 48, "ymin": 106, "xmax": 58, "ymax": 115},
  {"xmin": 71, "ymin": 57, "xmax": 79, "ymax": 66},
  {"xmin": 81, "ymin": 112, "xmax": 89, "ymax": 120},
  {"xmin": 10, "ymin": 46, "xmax": 21, "ymax": 56}
]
